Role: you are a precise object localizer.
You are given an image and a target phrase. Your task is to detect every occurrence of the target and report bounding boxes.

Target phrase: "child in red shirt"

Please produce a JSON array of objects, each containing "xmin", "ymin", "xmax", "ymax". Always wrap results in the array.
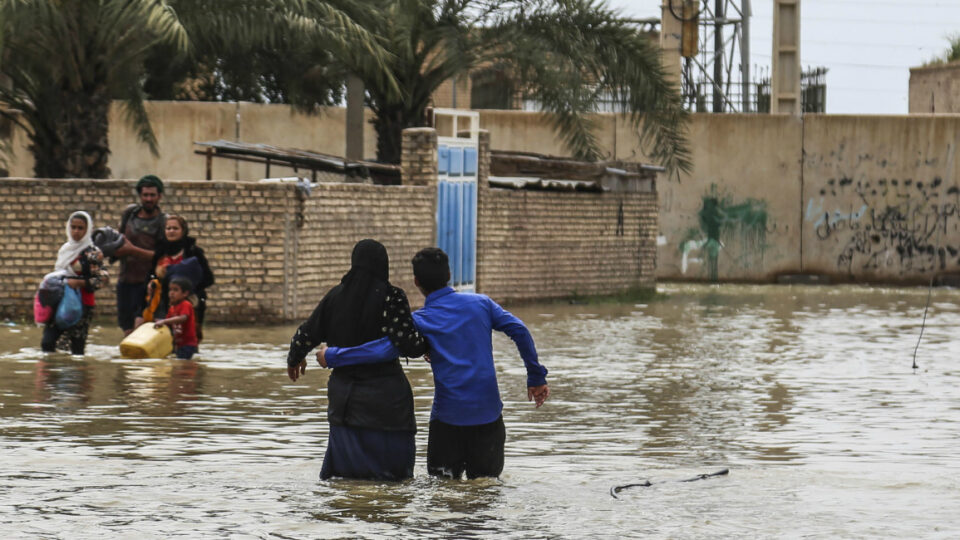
[{"xmin": 153, "ymin": 277, "xmax": 198, "ymax": 359}]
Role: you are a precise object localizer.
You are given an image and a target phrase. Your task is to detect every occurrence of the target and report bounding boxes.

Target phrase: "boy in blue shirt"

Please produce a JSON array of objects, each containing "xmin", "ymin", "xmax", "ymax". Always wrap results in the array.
[{"xmin": 320, "ymin": 247, "xmax": 549, "ymax": 479}]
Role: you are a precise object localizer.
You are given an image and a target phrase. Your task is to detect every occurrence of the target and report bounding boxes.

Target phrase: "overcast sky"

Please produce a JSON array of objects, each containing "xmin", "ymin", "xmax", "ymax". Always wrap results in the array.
[{"xmin": 607, "ymin": 0, "xmax": 960, "ymax": 114}]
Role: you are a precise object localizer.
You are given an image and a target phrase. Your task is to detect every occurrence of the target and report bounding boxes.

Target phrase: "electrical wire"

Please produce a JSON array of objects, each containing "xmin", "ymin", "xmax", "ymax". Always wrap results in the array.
[{"xmin": 912, "ymin": 223, "xmax": 943, "ymax": 370}]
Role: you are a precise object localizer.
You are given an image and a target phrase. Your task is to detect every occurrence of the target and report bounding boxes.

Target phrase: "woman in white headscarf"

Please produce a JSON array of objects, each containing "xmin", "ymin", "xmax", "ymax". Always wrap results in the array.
[{"xmin": 41, "ymin": 211, "xmax": 109, "ymax": 354}]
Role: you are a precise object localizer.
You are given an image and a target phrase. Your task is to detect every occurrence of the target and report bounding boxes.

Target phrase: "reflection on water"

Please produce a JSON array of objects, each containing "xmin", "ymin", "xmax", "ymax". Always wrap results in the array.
[{"xmin": 2, "ymin": 284, "xmax": 960, "ymax": 538}]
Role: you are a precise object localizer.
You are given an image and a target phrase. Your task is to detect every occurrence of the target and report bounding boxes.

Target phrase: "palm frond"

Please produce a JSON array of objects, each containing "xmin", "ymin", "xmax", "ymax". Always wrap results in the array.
[{"xmin": 494, "ymin": 0, "xmax": 691, "ymax": 176}]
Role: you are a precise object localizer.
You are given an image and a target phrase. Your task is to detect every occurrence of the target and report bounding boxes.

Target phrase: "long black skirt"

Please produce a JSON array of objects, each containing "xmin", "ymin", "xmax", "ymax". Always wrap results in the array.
[{"xmin": 320, "ymin": 424, "xmax": 415, "ymax": 481}]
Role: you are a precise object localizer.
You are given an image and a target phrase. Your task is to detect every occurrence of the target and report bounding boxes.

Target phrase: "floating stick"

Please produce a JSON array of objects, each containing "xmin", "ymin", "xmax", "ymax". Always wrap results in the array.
[{"xmin": 610, "ymin": 468, "xmax": 729, "ymax": 499}]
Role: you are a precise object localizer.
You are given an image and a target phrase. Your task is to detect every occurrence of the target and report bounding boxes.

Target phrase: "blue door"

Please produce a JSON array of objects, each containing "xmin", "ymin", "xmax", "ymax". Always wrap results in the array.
[{"xmin": 437, "ymin": 143, "xmax": 478, "ymax": 290}]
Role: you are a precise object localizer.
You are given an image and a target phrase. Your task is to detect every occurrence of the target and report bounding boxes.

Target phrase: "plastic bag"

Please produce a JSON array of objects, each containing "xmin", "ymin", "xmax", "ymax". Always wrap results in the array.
[
  {"xmin": 55, "ymin": 285, "xmax": 83, "ymax": 329},
  {"xmin": 37, "ymin": 271, "xmax": 66, "ymax": 308},
  {"xmin": 33, "ymin": 292, "xmax": 54, "ymax": 324},
  {"xmin": 167, "ymin": 256, "xmax": 203, "ymax": 290}
]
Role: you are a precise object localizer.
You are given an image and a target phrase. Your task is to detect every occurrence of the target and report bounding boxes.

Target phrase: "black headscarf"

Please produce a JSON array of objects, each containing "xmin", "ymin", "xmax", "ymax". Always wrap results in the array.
[
  {"xmin": 321, "ymin": 239, "xmax": 391, "ymax": 347},
  {"xmin": 286, "ymin": 239, "xmax": 415, "ymax": 432}
]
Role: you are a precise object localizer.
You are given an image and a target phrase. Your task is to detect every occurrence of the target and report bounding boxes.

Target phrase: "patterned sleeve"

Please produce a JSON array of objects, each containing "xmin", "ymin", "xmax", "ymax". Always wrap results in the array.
[
  {"xmin": 82, "ymin": 247, "xmax": 108, "ymax": 292},
  {"xmin": 286, "ymin": 299, "xmax": 326, "ymax": 367},
  {"xmin": 383, "ymin": 286, "xmax": 427, "ymax": 358}
]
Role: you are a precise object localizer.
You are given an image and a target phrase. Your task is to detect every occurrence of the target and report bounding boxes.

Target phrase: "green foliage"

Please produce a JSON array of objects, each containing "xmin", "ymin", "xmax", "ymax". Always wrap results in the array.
[
  {"xmin": 0, "ymin": 0, "xmax": 189, "ymax": 177},
  {"xmin": 947, "ymin": 33, "xmax": 960, "ymax": 63},
  {"xmin": 509, "ymin": 0, "xmax": 690, "ymax": 175},
  {"xmin": 346, "ymin": 0, "xmax": 690, "ymax": 174},
  {"xmin": 0, "ymin": 0, "xmax": 388, "ymax": 178},
  {"xmin": 923, "ymin": 33, "xmax": 960, "ymax": 67},
  {"xmin": 144, "ymin": 0, "xmax": 390, "ymax": 107},
  {"xmin": 0, "ymin": 0, "xmax": 689, "ymax": 177}
]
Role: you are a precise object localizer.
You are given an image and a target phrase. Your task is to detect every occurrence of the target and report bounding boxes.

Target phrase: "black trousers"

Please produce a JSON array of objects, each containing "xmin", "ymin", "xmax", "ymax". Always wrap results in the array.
[
  {"xmin": 427, "ymin": 415, "xmax": 505, "ymax": 480},
  {"xmin": 116, "ymin": 281, "xmax": 147, "ymax": 332},
  {"xmin": 41, "ymin": 306, "xmax": 93, "ymax": 355}
]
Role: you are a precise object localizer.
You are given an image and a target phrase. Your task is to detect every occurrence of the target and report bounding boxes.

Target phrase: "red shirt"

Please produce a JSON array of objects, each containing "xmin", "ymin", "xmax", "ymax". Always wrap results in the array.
[
  {"xmin": 70, "ymin": 254, "xmax": 96, "ymax": 307},
  {"xmin": 80, "ymin": 288, "xmax": 95, "ymax": 307},
  {"xmin": 159, "ymin": 253, "xmax": 183, "ymax": 267},
  {"xmin": 166, "ymin": 300, "xmax": 198, "ymax": 348}
]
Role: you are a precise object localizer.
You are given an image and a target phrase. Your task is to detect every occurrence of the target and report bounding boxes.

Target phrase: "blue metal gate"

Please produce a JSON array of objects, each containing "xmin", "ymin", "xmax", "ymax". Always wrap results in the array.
[{"xmin": 434, "ymin": 109, "xmax": 479, "ymax": 290}]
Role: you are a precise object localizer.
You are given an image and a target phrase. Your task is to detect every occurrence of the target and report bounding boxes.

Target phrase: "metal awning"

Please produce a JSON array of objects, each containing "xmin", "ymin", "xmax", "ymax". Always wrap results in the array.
[
  {"xmin": 193, "ymin": 140, "xmax": 401, "ymax": 183},
  {"xmin": 489, "ymin": 150, "xmax": 660, "ymax": 193},
  {"xmin": 489, "ymin": 176, "xmax": 605, "ymax": 192}
]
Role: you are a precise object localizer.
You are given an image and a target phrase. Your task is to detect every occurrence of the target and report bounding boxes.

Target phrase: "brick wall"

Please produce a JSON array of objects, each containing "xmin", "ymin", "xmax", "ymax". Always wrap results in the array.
[
  {"xmin": 476, "ymin": 188, "xmax": 658, "ymax": 302},
  {"xmin": 293, "ymin": 183, "xmax": 435, "ymax": 317},
  {"xmin": 0, "ymin": 178, "xmax": 299, "ymax": 323},
  {"xmin": 0, "ymin": 178, "xmax": 436, "ymax": 323},
  {"xmin": 1, "ymin": 173, "xmax": 657, "ymax": 322}
]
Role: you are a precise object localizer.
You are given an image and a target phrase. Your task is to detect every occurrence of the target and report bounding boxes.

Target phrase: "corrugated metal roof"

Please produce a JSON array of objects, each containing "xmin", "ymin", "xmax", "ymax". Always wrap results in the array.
[
  {"xmin": 489, "ymin": 176, "xmax": 604, "ymax": 192},
  {"xmin": 194, "ymin": 140, "xmax": 401, "ymax": 177}
]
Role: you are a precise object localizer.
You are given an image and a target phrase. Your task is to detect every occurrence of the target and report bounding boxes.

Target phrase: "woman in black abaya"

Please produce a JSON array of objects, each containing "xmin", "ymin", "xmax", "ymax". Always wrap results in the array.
[{"xmin": 285, "ymin": 239, "xmax": 426, "ymax": 480}]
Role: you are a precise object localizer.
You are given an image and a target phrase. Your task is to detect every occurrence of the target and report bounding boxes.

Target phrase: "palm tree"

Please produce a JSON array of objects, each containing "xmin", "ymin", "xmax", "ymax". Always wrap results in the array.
[
  {"xmin": 0, "ymin": 1, "xmax": 187, "ymax": 178},
  {"xmin": 145, "ymin": 0, "xmax": 393, "ymax": 106},
  {"xmin": 349, "ymin": 0, "xmax": 691, "ymax": 176},
  {"xmin": 0, "ymin": 0, "xmax": 390, "ymax": 178}
]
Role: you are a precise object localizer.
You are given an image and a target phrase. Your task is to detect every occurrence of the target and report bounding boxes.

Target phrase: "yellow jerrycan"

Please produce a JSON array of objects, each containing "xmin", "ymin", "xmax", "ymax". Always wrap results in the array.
[{"xmin": 119, "ymin": 323, "xmax": 174, "ymax": 359}]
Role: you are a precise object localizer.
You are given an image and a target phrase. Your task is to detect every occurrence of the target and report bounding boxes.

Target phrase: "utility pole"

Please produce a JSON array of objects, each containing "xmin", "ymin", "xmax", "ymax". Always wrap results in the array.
[
  {"xmin": 741, "ymin": 0, "xmax": 751, "ymax": 112},
  {"xmin": 713, "ymin": 0, "xmax": 723, "ymax": 112},
  {"xmin": 771, "ymin": 0, "xmax": 801, "ymax": 114},
  {"xmin": 659, "ymin": 1, "xmax": 751, "ymax": 113},
  {"xmin": 660, "ymin": 0, "xmax": 685, "ymax": 87}
]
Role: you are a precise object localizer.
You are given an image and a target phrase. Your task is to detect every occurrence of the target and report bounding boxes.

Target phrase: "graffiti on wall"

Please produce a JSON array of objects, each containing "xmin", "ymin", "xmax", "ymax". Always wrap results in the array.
[
  {"xmin": 680, "ymin": 184, "xmax": 769, "ymax": 281},
  {"xmin": 806, "ymin": 176, "xmax": 960, "ymax": 275}
]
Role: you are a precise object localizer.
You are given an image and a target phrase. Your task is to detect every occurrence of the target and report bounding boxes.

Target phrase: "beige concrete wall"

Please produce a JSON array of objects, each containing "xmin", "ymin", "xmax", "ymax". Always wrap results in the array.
[
  {"xmin": 2, "ymin": 102, "xmax": 380, "ymax": 183},
  {"xmin": 109, "ymin": 101, "xmax": 239, "ymax": 181},
  {"xmin": 909, "ymin": 63, "xmax": 960, "ymax": 113},
  {"xmin": 478, "ymin": 110, "xmax": 618, "ymax": 157},
  {"xmin": 235, "ymin": 103, "xmax": 378, "ymax": 181},
  {"xmin": 801, "ymin": 115, "xmax": 960, "ymax": 282},
  {"xmin": 3, "ymin": 116, "xmax": 34, "ymax": 177},
  {"xmin": 619, "ymin": 114, "xmax": 803, "ymax": 282},
  {"xmin": 433, "ymin": 76, "xmax": 473, "ymax": 109},
  {"xmin": 480, "ymin": 111, "xmax": 960, "ymax": 283}
]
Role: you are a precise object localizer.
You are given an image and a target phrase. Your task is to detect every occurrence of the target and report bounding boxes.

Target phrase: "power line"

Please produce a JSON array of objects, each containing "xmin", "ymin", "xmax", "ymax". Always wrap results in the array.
[
  {"xmin": 829, "ymin": 87, "xmax": 905, "ymax": 93},
  {"xmin": 802, "ymin": 0, "xmax": 960, "ymax": 6},
  {"xmin": 753, "ymin": 15, "xmax": 960, "ymax": 27},
  {"xmin": 751, "ymin": 52, "xmax": 913, "ymax": 70},
  {"xmin": 802, "ymin": 40, "xmax": 939, "ymax": 49}
]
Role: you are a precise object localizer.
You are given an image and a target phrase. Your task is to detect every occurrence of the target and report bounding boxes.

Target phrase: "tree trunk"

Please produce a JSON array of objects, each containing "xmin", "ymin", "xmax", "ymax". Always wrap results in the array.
[
  {"xmin": 373, "ymin": 102, "xmax": 430, "ymax": 164},
  {"xmin": 373, "ymin": 106, "xmax": 405, "ymax": 165},
  {"xmin": 31, "ymin": 87, "xmax": 111, "ymax": 179}
]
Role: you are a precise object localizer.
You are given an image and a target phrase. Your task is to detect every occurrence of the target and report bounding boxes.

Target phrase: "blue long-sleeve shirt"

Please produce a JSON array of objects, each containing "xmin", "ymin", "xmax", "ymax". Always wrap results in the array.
[{"xmin": 325, "ymin": 287, "xmax": 547, "ymax": 426}]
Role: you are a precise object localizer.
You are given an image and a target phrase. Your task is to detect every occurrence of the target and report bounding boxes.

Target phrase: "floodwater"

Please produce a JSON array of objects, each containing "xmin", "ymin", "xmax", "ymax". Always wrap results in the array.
[{"xmin": 2, "ymin": 283, "xmax": 959, "ymax": 539}]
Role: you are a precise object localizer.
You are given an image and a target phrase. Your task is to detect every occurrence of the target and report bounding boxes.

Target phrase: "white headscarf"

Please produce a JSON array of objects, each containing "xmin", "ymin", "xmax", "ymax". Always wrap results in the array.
[{"xmin": 55, "ymin": 211, "xmax": 94, "ymax": 273}]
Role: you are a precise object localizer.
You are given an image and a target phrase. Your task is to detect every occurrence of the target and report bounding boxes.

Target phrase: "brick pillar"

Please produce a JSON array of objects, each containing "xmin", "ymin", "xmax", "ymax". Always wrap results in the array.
[
  {"xmin": 477, "ymin": 129, "xmax": 490, "ymax": 195},
  {"xmin": 400, "ymin": 127, "xmax": 438, "ymax": 187},
  {"xmin": 475, "ymin": 129, "xmax": 490, "ymax": 293}
]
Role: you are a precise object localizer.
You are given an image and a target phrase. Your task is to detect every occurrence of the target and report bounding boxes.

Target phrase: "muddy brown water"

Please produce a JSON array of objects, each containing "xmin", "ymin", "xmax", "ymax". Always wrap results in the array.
[{"xmin": 2, "ymin": 284, "xmax": 959, "ymax": 538}]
